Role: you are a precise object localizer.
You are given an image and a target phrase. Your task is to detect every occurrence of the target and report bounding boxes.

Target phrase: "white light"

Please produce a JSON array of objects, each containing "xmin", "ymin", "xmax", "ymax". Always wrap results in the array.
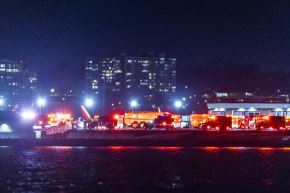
[
  {"xmin": 0, "ymin": 124, "xmax": 12, "ymax": 133},
  {"xmin": 50, "ymin": 88, "xmax": 55, "ymax": 93},
  {"xmin": 21, "ymin": 110, "xmax": 37, "ymax": 120},
  {"xmin": 85, "ymin": 98, "xmax": 94, "ymax": 107},
  {"xmin": 37, "ymin": 98, "xmax": 46, "ymax": 107},
  {"xmin": 174, "ymin": 100, "xmax": 182, "ymax": 108},
  {"xmin": 219, "ymin": 108, "xmax": 225, "ymax": 111},
  {"xmin": 248, "ymin": 107, "xmax": 256, "ymax": 112},
  {"xmin": 274, "ymin": 108, "xmax": 282, "ymax": 112},
  {"xmin": 237, "ymin": 108, "xmax": 245, "ymax": 112},
  {"xmin": 130, "ymin": 100, "xmax": 138, "ymax": 108},
  {"xmin": 0, "ymin": 98, "xmax": 4, "ymax": 106}
]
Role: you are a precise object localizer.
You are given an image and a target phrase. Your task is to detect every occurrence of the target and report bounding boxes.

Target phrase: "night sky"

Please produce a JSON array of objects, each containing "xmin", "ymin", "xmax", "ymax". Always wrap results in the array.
[{"xmin": 1, "ymin": 0, "xmax": 290, "ymax": 92}]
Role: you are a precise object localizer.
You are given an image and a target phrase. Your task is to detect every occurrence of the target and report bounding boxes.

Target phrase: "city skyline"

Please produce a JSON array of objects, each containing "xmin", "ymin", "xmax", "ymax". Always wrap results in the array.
[
  {"xmin": 85, "ymin": 53, "xmax": 176, "ymax": 112},
  {"xmin": 1, "ymin": 0, "xmax": 290, "ymax": 93}
]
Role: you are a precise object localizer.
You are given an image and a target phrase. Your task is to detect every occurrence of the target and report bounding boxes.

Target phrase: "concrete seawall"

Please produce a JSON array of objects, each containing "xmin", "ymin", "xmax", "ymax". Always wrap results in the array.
[{"xmin": 1, "ymin": 130, "xmax": 290, "ymax": 147}]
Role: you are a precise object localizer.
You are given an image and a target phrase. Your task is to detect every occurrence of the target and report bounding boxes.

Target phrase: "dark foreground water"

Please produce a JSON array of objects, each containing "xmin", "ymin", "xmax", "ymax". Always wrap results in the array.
[{"xmin": 1, "ymin": 146, "xmax": 290, "ymax": 193}]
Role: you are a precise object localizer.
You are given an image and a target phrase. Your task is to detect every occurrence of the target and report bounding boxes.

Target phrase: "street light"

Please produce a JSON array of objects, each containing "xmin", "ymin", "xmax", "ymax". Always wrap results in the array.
[
  {"xmin": 37, "ymin": 97, "xmax": 46, "ymax": 114},
  {"xmin": 85, "ymin": 98, "xmax": 94, "ymax": 108},
  {"xmin": 130, "ymin": 100, "xmax": 138, "ymax": 112},
  {"xmin": 130, "ymin": 100, "xmax": 138, "ymax": 108},
  {"xmin": 174, "ymin": 100, "xmax": 183, "ymax": 109},
  {"xmin": 0, "ymin": 98, "xmax": 4, "ymax": 106},
  {"xmin": 37, "ymin": 98, "xmax": 46, "ymax": 107}
]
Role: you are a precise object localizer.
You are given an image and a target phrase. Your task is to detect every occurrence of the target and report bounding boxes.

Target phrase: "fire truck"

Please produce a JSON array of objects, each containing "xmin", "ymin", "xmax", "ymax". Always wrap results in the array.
[
  {"xmin": 122, "ymin": 111, "xmax": 163, "ymax": 128},
  {"xmin": 149, "ymin": 113, "xmax": 176, "ymax": 129},
  {"xmin": 200, "ymin": 115, "xmax": 232, "ymax": 131},
  {"xmin": 115, "ymin": 111, "xmax": 178, "ymax": 129},
  {"xmin": 255, "ymin": 116, "xmax": 286, "ymax": 131},
  {"xmin": 190, "ymin": 114, "xmax": 212, "ymax": 128}
]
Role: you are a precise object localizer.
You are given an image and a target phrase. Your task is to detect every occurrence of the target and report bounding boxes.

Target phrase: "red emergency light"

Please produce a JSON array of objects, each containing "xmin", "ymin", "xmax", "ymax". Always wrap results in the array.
[{"xmin": 114, "ymin": 114, "xmax": 120, "ymax": 120}]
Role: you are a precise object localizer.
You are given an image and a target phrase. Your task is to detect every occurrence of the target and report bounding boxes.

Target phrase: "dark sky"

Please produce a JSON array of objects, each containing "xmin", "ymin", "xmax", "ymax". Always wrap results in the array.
[{"xmin": 0, "ymin": 0, "xmax": 290, "ymax": 90}]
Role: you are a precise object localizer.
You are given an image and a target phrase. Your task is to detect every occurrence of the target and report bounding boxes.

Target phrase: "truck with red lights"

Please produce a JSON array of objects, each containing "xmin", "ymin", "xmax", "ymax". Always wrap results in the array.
[
  {"xmin": 114, "ymin": 111, "xmax": 179, "ymax": 129},
  {"xmin": 255, "ymin": 116, "xmax": 286, "ymax": 131},
  {"xmin": 149, "ymin": 113, "xmax": 176, "ymax": 129},
  {"xmin": 200, "ymin": 115, "xmax": 232, "ymax": 131}
]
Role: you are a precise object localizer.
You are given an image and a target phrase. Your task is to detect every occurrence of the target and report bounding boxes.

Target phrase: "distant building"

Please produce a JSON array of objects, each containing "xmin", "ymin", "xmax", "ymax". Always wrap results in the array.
[
  {"xmin": 124, "ymin": 55, "xmax": 176, "ymax": 105},
  {"xmin": 85, "ymin": 54, "xmax": 176, "ymax": 111},
  {"xmin": 207, "ymin": 103, "xmax": 290, "ymax": 116},
  {"xmin": 22, "ymin": 69, "xmax": 37, "ymax": 99},
  {"xmin": 0, "ymin": 59, "xmax": 37, "ymax": 101},
  {"xmin": 0, "ymin": 59, "xmax": 24, "ymax": 99},
  {"xmin": 203, "ymin": 92, "xmax": 290, "ymax": 103},
  {"xmin": 85, "ymin": 57, "xmax": 123, "ymax": 96}
]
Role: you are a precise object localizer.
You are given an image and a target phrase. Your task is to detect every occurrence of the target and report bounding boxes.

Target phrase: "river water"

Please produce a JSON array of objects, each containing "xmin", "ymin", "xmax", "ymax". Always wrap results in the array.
[{"xmin": 0, "ymin": 146, "xmax": 290, "ymax": 193}]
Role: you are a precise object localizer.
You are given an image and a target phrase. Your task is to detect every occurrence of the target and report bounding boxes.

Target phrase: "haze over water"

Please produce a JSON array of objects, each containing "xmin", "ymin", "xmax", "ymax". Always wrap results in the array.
[{"xmin": 0, "ymin": 146, "xmax": 289, "ymax": 193}]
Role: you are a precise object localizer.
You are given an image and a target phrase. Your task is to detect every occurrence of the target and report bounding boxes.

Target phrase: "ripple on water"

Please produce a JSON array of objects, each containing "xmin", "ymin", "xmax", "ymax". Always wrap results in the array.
[{"xmin": 0, "ymin": 146, "xmax": 288, "ymax": 192}]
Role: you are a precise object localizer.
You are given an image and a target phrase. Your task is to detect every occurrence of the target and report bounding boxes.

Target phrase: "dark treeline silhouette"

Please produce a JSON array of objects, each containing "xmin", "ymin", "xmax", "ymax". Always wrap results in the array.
[{"xmin": 178, "ymin": 61, "xmax": 290, "ymax": 94}]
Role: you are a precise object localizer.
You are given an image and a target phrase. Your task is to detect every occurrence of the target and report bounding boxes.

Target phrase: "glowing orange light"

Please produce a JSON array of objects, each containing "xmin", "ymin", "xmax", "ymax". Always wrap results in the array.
[
  {"xmin": 263, "ymin": 116, "xmax": 269, "ymax": 120},
  {"xmin": 203, "ymin": 146, "xmax": 219, "ymax": 152},
  {"xmin": 114, "ymin": 114, "xmax": 120, "ymax": 119},
  {"xmin": 151, "ymin": 146, "xmax": 182, "ymax": 151}
]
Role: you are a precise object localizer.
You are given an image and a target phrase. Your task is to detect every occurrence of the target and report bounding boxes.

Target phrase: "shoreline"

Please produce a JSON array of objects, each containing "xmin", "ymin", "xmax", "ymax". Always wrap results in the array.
[{"xmin": 2, "ymin": 130, "xmax": 290, "ymax": 147}]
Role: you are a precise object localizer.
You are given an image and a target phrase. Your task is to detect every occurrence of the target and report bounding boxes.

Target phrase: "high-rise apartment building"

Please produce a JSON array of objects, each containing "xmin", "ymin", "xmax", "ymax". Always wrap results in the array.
[
  {"xmin": 85, "ymin": 54, "xmax": 176, "ymax": 111},
  {"xmin": 0, "ymin": 59, "xmax": 37, "ymax": 101},
  {"xmin": 85, "ymin": 57, "xmax": 123, "ymax": 95},
  {"xmin": 123, "ymin": 55, "xmax": 176, "ymax": 107}
]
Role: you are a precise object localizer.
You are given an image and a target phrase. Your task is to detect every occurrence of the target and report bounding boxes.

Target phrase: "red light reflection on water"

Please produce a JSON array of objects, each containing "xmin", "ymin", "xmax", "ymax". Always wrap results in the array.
[
  {"xmin": 199, "ymin": 147, "xmax": 250, "ymax": 152},
  {"xmin": 32, "ymin": 146, "xmax": 290, "ymax": 152},
  {"xmin": 255, "ymin": 147, "xmax": 290, "ymax": 151},
  {"xmin": 199, "ymin": 147, "xmax": 290, "ymax": 152},
  {"xmin": 106, "ymin": 146, "xmax": 140, "ymax": 151},
  {"xmin": 34, "ymin": 146, "xmax": 73, "ymax": 151},
  {"xmin": 202, "ymin": 146, "xmax": 220, "ymax": 152},
  {"xmin": 149, "ymin": 146, "xmax": 183, "ymax": 151}
]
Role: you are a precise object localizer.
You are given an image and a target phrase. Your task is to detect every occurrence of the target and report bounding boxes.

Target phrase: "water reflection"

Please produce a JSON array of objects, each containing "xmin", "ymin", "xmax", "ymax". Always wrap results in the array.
[
  {"xmin": 0, "ymin": 146, "xmax": 289, "ymax": 192},
  {"xmin": 34, "ymin": 146, "xmax": 73, "ymax": 151},
  {"xmin": 149, "ymin": 146, "xmax": 184, "ymax": 151}
]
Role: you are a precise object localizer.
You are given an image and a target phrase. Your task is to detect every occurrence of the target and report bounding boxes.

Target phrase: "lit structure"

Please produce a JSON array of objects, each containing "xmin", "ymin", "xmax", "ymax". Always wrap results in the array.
[
  {"xmin": 0, "ymin": 59, "xmax": 37, "ymax": 102},
  {"xmin": 23, "ymin": 69, "xmax": 37, "ymax": 98},
  {"xmin": 85, "ymin": 54, "xmax": 176, "ymax": 111},
  {"xmin": 207, "ymin": 103, "xmax": 290, "ymax": 116},
  {"xmin": 0, "ymin": 59, "xmax": 23, "ymax": 98},
  {"xmin": 85, "ymin": 58, "xmax": 122, "ymax": 95},
  {"xmin": 124, "ymin": 54, "xmax": 176, "ymax": 105}
]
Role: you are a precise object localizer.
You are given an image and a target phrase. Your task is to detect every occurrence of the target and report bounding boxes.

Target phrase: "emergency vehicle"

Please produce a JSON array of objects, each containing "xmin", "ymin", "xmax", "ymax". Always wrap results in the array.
[
  {"xmin": 200, "ymin": 115, "xmax": 232, "ymax": 131},
  {"xmin": 255, "ymin": 116, "xmax": 286, "ymax": 131}
]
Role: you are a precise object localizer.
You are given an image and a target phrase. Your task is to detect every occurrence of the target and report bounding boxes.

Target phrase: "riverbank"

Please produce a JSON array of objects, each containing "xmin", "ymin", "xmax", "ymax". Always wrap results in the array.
[{"xmin": 2, "ymin": 130, "xmax": 290, "ymax": 147}]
